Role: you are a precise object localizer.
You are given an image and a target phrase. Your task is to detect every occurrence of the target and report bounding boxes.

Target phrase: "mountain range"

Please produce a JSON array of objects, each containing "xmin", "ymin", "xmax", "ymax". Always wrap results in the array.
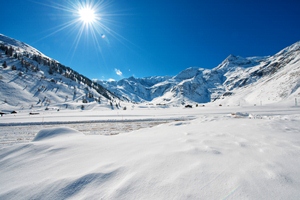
[
  {"xmin": 1, "ymin": 33, "xmax": 299, "ymax": 111},
  {"xmin": 98, "ymin": 42, "xmax": 300, "ymax": 106}
]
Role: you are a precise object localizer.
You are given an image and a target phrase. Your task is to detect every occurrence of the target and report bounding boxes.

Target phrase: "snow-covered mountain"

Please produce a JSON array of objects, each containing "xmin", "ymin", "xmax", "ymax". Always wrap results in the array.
[
  {"xmin": 218, "ymin": 42, "xmax": 300, "ymax": 106},
  {"xmin": 0, "ymin": 34, "xmax": 118, "ymax": 111},
  {"xmin": 1, "ymin": 33, "xmax": 299, "ymax": 111},
  {"xmin": 99, "ymin": 41, "xmax": 300, "ymax": 106}
]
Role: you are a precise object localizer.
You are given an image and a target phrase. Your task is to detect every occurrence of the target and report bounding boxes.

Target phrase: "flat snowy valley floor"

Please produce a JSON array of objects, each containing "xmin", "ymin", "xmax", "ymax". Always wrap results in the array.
[{"xmin": 1, "ymin": 105, "xmax": 300, "ymax": 199}]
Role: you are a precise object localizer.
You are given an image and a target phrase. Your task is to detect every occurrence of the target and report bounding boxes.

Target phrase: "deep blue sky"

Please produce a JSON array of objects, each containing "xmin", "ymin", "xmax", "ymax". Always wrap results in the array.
[{"xmin": 2, "ymin": 0, "xmax": 300, "ymax": 80}]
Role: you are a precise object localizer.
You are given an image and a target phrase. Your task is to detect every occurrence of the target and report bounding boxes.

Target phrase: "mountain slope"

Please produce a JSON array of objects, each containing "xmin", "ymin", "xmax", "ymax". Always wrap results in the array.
[
  {"xmin": 99, "ymin": 41, "xmax": 300, "ymax": 106},
  {"xmin": 218, "ymin": 42, "xmax": 300, "ymax": 106},
  {"xmin": 0, "ymin": 34, "xmax": 117, "ymax": 111}
]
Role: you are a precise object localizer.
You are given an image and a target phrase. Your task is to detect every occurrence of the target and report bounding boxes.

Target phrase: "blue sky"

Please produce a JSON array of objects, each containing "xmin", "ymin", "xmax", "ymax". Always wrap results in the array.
[{"xmin": 2, "ymin": 0, "xmax": 300, "ymax": 81}]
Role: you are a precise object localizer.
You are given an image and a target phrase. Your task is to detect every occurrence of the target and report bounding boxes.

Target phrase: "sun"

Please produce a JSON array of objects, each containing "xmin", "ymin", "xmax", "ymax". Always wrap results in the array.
[
  {"xmin": 35, "ymin": 0, "xmax": 135, "ymax": 81},
  {"xmin": 37, "ymin": 0, "xmax": 132, "ymax": 61},
  {"xmin": 37, "ymin": 1, "xmax": 115, "ymax": 41},
  {"xmin": 78, "ymin": 6, "xmax": 96, "ymax": 24}
]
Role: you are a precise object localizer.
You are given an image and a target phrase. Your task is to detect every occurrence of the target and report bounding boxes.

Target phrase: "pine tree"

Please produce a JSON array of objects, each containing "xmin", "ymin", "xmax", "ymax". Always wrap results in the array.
[
  {"xmin": 2, "ymin": 61, "xmax": 7, "ymax": 68},
  {"xmin": 48, "ymin": 67, "xmax": 53, "ymax": 75},
  {"xmin": 7, "ymin": 46, "xmax": 13, "ymax": 57}
]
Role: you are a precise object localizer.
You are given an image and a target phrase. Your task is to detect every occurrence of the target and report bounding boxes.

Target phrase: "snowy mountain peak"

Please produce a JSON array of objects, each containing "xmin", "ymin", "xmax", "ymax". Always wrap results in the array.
[
  {"xmin": 226, "ymin": 54, "xmax": 239, "ymax": 61},
  {"xmin": 275, "ymin": 41, "xmax": 300, "ymax": 57},
  {"xmin": 215, "ymin": 54, "xmax": 260, "ymax": 72}
]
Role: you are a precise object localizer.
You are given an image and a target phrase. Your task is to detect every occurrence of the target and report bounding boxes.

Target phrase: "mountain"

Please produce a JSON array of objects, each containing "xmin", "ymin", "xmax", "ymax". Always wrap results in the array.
[
  {"xmin": 0, "ymin": 34, "xmax": 118, "ymax": 111},
  {"xmin": 1, "ymin": 34, "xmax": 299, "ymax": 111},
  {"xmin": 99, "ymin": 41, "xmax": 300, "ymax": 106},
  {"xmin": 99, "ymin": 76, "xmax": 172, "ymax": 102},
  {"xmin": 218, "ymin": 42, "xmax": 300, "ymax": 106}
]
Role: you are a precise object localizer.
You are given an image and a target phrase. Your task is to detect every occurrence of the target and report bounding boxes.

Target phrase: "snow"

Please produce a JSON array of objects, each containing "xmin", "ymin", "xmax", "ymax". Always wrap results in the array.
[
  {"xmin": 1, "ymin": 33, "xmax": 300, "ymax": 199},
  {"xmin": 2, "ymin": 34, "xmax": 299, "ymax": 109},
  {"xmin": 96, "ymin": 41, "xmax": 300, "ymax": 105},
  {"xmin": 32, "ymin": 127, "xmax": 82, "ymax": 141},
  {"xmin": 0, "ymin": 34, "xmax": 48, "ymax": 58},
  {"xmin": 1, "ymin": 105, "xmax": 300, "ymax": 199}
]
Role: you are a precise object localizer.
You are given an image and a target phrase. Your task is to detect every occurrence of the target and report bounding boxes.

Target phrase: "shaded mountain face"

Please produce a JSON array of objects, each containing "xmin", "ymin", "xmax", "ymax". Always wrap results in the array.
[
  {"xmin": 98, "ymin": 41, "xmax": 300, "ymax": 105},
  {"xmin": 0, "ymin": 34, "xmax": 117, "ymax": 110}
]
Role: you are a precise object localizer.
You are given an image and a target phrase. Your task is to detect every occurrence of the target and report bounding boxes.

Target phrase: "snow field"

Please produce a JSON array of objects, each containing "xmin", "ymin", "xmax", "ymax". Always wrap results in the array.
[{"xmin": 0, "ymin": 106, "xmax": 300, "ymax": 199}]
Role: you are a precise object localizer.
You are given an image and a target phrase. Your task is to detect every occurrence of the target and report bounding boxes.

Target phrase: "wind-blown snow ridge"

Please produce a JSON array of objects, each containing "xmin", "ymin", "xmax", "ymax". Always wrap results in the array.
[{"xmin": 33, "ymin": 127, "xmax": 83, "ymax": 141}]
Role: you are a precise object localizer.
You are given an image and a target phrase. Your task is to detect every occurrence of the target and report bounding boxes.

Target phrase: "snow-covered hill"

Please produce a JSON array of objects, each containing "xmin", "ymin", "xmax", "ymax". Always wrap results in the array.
[
  {"xmin": 99, "ymin": 41, "xmax": 300, "ymax": 106},
  {"xmin": 0, "ymin": 34, "xmax": 118, "ymax": 111}
]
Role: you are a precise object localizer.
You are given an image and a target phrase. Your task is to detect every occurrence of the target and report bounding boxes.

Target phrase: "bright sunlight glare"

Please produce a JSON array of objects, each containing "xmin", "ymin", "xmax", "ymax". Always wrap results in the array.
[
  {"xmin": 78, "ymin": 7, "xmax": 96, "ymax": 24},
  {"xmin": 37, "ymin": 0, "xmax": 130, "ymax": 51}
]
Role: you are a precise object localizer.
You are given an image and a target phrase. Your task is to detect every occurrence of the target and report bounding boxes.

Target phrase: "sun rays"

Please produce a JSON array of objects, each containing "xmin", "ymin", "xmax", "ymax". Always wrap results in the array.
[
  {"xmin": 30, "ymin": 0, "xmax": 140, "ymax": 80},
  {"xmin": 34, "ymin": 0, "xmax": 118, "ymax": 57}
]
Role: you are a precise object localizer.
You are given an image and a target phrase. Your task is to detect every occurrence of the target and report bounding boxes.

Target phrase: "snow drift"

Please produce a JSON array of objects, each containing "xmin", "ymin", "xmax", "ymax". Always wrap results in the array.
[{"xmin": 33, "ymin": 127, "xmax": 83, "ymax": 141}]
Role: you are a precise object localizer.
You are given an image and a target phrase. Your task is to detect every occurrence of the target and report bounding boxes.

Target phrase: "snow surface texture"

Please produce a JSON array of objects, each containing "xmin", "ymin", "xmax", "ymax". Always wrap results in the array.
[
  {"xmin": 1, "ymin": 33, "xmax": 300, "ymax": 199},
  {"xmin": 1, "ymin": 105, "xmax": 300, "ymax": 199}
]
